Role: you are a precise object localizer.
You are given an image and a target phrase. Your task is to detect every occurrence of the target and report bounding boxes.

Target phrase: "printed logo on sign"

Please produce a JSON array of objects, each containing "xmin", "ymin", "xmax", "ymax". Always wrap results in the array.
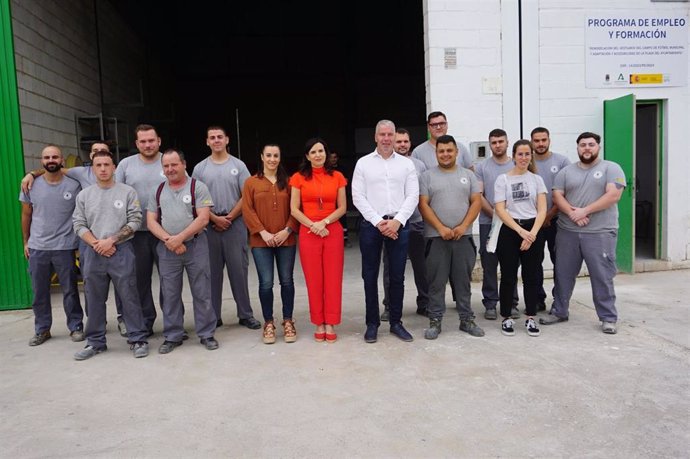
[
  {"xmin": 460, "ymin": 177, "xmax": 468, "ymax": 184},
  {"xmin": 114, "ymin": 200, "xmax": 124, "ymax": 209},
  {"xmin": 230, "ymin": 168, "xmax": 239, "ymax": 176},
  {"xmin": 182, "ymin": 195, "xmax": 192, "ymax": 204},
  {"xmin": 63, "ymin": 192, "xmax": 73, "ymax": 200},
  {"xmin": 593, "ymin": 171, "xmax": 603, "ymax": 179},
  {"xmin": 550, "ymin": 166, "xmax": 559, "ymax": 173}
]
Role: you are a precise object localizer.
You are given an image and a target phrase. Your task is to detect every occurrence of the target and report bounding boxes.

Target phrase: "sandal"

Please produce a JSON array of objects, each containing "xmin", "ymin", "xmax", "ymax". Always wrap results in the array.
[
  {"xmin": 282, "ymin": 319, "xmax": 297, "ymax": 343},
  {"xmin": 262, "ymin": 321, "xmax": 276, "ymax": 344}
]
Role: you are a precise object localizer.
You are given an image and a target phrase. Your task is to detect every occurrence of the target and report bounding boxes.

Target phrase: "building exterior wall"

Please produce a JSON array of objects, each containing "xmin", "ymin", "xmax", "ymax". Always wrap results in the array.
[
  {"xmin": 424, "ymin": 0, "xmax": 690, "ymax": 265},
  {"xmin": 11, "ymin": 0, "xmax": 144, "ymax": 170}
]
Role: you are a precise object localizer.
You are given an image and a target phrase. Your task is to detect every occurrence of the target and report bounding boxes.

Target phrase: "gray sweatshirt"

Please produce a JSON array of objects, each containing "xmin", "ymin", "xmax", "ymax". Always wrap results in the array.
[{"xmin": 73, "ymin": 182, "xmax": 141, "ymax": 240}]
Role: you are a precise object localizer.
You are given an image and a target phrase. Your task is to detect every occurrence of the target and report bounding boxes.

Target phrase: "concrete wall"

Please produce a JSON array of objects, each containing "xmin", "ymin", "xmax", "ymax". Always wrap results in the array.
[
  {"xmin": 424, "ymin": 0, "xmax": 690, "ymax": 264},
  {"xmin": 11, "ymin": 0, "xmax": 144, "ymax": 170}
]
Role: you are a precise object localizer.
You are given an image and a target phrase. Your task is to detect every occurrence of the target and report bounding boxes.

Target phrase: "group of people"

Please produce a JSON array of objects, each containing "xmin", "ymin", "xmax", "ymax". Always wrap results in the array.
[{"xmin": 19, "ymin": 111, "xmax": 626, "ymax": 361}]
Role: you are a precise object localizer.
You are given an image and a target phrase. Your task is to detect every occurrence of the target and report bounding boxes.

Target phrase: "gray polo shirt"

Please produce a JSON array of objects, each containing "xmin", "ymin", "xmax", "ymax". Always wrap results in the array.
[
  {"xmin": 115, "ymin": 154, "xmax": 165, "ymax": 231},
  {"xmin": 534, "ymin": 152, "xmax": 571, "ymax": 210},
  {"xmin": 147, "ymin": 179, "xmax": 214, "ymax": 240},
  {"xmin": 553, "ymin": 159, "xmax": 627, "ymax": 233},
  {"xmin": 192, "ymin": 155, "xmax": 250, "ymax": 215},
  {"xmin": 474, "ymin": 156, "xmax": 515, "ymax": 224},
  {"xmin": 19, "ymin": 176, "xmax": 81, "ymax": 250},
  {"xmin": 419, "ymin": 166, "xmax": 480, "ymax": 238},
  {"xmin": 73, "ymin": 183, "xmax": 141, "ymax": 240},
  {"xmin": 412, "ymin": 140, "xmax": 473, "ymax": 171}
]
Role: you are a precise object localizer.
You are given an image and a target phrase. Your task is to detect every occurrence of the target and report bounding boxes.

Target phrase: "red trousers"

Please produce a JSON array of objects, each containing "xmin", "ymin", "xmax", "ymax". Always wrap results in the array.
[{"xmin": 298, "ymin": 222, "xmax": 344, "ymax": 325}]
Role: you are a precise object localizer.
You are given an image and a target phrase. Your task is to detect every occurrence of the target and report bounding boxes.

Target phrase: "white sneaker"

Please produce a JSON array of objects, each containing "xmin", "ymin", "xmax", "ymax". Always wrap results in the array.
[
  {"xmin": 525, "ymin": 318, "xmax": 540, "ymax": 337},
  {"xmin": 501, "ymin": 318, "xmax": 515, "ymax": 336}
]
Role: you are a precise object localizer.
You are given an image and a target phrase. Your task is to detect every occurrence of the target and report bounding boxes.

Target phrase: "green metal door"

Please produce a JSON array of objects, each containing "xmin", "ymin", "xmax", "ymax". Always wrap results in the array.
[
  {"xmin": 0, "ymin": 0, "xmax": 32, "ymax": 309},
  {"xmin": 603, "ymin": 94, "xmax": 635, "ymax": 274}
]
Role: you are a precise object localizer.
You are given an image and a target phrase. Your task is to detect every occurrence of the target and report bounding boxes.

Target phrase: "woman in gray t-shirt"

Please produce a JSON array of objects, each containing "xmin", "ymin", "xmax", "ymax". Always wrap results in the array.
[{"xmin": 493, "ymin": 140, "xmax": 547, "ymax": 337}]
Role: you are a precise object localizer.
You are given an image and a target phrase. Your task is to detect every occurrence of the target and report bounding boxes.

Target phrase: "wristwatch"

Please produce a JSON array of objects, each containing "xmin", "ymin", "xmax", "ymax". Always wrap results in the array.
[
  {"xmin": 285, "ymin": 227, "xmax": 293, "ymax": 234},
  {"xmin": 324, "ymin": 218, "xmax": 331, "ymax": 225}
]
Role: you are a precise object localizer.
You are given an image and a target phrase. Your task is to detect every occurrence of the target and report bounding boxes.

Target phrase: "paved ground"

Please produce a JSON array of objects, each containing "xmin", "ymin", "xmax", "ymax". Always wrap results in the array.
[{"xmin": 1, "ymin": 244, "xmax": 688, "ymax": 458}]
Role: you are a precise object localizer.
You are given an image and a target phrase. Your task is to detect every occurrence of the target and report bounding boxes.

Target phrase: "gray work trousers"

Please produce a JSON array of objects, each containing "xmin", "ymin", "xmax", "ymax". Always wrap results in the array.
[
  {"xmin": 479, "ymin": 223, "xmax": 518, "ymax": 309},
  {"xmin": 206, "ymin": 217, "xmax": 254, "ymax": 320},
  {"xmin": 81, "ymin": 241, "xmax": 148, "ymax": 349},
  {"xmin": 383, "ymin": 220, "xmax": 429, "ymax": 310},
  {"xmin": 425, "ymin": 236, "xmax": 477, "ymax": 320},
  {"xmin": 157, "ymin": 232, "xmax": 216, "ymax": 342},
  {"xmin": 552, "ymin": 228, "xmax": 618, "ymax": 322},
  {"xmin": 28, "ymin": 249, "xmax": 83, "ymax": 334},
  {"xmin": 113, "ymin": 231, "xmax": 161, "ymax": 332}
]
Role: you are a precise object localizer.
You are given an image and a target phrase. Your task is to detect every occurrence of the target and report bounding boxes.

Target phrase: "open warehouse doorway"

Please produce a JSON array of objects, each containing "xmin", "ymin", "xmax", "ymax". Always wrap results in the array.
[{"xmin": 109, "ymin": 0, "xmax": 427, "ymax": 173}]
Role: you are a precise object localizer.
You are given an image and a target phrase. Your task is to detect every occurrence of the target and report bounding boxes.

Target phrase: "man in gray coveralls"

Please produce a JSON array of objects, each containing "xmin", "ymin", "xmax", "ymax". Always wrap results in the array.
[
  {"xmin": 147, "ymin": 149, "xmax": 219, "ymax": 353},
  {"xmin": 540, "ymin": 132, "xmax": 626, "ymax": 334}
]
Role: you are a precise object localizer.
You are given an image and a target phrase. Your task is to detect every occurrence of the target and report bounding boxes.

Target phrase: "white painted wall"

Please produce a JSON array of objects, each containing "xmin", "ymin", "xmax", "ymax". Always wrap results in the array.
[{"xmin": 424, "ymin": 0, "xmax": 690, "ymax": 263}]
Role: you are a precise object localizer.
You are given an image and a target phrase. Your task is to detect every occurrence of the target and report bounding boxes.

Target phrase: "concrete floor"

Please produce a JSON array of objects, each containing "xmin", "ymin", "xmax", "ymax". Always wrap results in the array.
[{"xmin": 1, "ymin": 244, "xmax": 688, "ymax": 458}]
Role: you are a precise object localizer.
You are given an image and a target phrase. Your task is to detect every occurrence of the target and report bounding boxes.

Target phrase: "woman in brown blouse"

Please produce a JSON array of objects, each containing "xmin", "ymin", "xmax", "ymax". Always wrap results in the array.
[{"xmin": 242, "ymin": 144, "xmax": 299, "ymax": 344}]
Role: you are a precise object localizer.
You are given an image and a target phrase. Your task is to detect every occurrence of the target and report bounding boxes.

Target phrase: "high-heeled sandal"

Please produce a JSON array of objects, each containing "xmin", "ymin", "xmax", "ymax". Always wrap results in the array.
[{"xmin": 282, "ymin": 319, "xmax": 297, "ymax": 343}]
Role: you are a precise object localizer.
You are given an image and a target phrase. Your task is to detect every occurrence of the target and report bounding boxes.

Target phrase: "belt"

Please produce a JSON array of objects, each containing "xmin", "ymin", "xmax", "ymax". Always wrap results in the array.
[{"xmin": 514, "ymin": 218, "xmax": 536, "ymax": 225}]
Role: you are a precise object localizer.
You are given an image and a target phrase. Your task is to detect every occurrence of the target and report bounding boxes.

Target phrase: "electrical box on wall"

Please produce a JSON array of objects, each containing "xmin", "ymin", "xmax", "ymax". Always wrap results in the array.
[{"xmin": 470, "ymin": 141, "xmax": 490, "ymax": 162}]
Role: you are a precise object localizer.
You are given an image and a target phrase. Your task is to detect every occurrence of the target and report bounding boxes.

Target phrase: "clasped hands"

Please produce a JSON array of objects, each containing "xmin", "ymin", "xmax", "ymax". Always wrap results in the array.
[
  {"xmin": 92, "ymin": 238, "xmax": 117, "ymax": 257},
  {"xmin": 567, "ymin": 206, "xmax": 590, "ymax": 227},
  {"xmin": 437, "ymin": 224, "xmax": 468, "ymax": 241},
  {"xmin": 376, "ymin": 219, "xmax": 401, "ymax": 240},
  {"xmin": 260, "ymin": 229, "xmax": 291, "ymax": 246},
  {"xmin": 211, "ymin": 214, "xmax": 232, "ymax": 232},
  {"xmin": 308, "ymin": 221, "xmax": 330, "ymax": 238}
]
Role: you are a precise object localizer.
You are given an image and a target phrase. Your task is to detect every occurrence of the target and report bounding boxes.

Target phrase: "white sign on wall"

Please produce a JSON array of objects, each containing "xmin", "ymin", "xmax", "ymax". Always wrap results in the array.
[{"xmin": 585, "ymin": 13, "xmax": 688, "ymax": 88}]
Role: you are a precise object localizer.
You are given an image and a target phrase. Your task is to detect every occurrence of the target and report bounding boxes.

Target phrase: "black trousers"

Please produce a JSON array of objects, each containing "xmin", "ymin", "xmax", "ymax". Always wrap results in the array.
[{"xmin": 495, "ymin": 219, "xmax": 544, "ymax": 318}]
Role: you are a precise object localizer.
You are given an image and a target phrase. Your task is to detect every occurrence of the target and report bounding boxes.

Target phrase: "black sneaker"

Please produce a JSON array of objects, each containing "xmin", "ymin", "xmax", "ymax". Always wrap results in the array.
[
  {"xmin": 525, "ymin": 318, "xmax": 540, "ymax": 337},
  {"xmin": 158, "ymin": 340, "xmax": 183, "ymax": 354},
  {"xmin": 200, "ymin": 337, "xmax": 219, "ymax": 350},
  {"xmin": 501, "ymin": 318, "xmax": 515, "ymax": 336},
  {"xmin": 239, "ymin": 317, "xmax": 261, "ymax": 329}
]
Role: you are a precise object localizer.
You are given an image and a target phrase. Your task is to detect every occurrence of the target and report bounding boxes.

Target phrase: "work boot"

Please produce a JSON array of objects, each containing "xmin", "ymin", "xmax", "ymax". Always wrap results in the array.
[
  {"xmin": 459, "ymin": 319, "xmax": 485, "ymax": 337},
  {"xmin": 424, "ymin": 318, "xmax": 442, "ymax": 340}
]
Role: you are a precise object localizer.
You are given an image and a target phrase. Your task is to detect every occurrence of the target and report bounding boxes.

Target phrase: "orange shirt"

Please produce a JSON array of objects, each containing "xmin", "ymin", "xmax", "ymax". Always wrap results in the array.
[
  {"xmin": 242, "ymin": 175, "xmax": 298, "ymax": 248},
  {"xmin": 289, "ymin": 167, "xmax": 347, "ymax": 222}
]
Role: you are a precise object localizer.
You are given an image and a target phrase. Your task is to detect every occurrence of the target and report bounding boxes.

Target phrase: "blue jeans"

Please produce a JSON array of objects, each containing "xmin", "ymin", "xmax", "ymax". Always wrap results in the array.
[
  {"xmin": 359, "ymin": 221, "xmax": 409, "ymax": 326},
  {"xmin": 251, "ymin": 245, "xmax": 296, "ymax": 322}
]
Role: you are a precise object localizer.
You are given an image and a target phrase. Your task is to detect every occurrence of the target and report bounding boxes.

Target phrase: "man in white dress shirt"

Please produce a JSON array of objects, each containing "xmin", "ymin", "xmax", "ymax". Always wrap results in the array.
[{"xmin": 352, "ymin": 120, "xmax": 419, "ymax": 344}]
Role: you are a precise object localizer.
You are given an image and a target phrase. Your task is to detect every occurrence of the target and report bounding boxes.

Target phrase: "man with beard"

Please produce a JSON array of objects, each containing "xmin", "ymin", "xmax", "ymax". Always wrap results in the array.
[
  {"xmin": 20, "ymin": 145, "xmax": 84, "ymax": 346},
  {"xmin": 115, "ymin": 124, "xmax": 166, "ymax": 335},
  {"xmin": 22, "ymin": 142, "xmax": 130, "ymax": 335},
  {"xmin": 531, "ymin": 127, "xmax": 571, "ymax": 311},
  {"xmin": 540, "ymin": 132, "xmax": 626, "ymax": 334}
]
